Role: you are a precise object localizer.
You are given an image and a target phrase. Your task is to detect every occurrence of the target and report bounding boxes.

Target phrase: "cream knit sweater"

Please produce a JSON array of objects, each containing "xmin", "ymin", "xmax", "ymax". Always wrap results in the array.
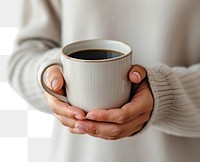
[{"xmin": 7, "ymin": 0, "xmax": 200, "ymax": 162}]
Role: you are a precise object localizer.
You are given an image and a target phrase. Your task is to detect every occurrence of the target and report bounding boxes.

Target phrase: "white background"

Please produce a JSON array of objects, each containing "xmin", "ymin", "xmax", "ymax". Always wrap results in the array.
[{"xmin": 0, "ymin": 0, "xmax": 54, "ymax": 161}]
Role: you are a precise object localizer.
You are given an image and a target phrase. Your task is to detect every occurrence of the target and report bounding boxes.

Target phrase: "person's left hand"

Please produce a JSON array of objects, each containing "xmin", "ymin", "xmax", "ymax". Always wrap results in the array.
[{"xmin": 69, "ymin": 65, "xmax": 154, "ymax": 140}]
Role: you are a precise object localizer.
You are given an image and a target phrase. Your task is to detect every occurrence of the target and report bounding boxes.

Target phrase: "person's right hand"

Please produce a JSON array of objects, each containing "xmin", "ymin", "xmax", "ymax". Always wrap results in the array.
[{"xmin": 44, "ymin": 65, "xmax": 86, "ymax": 133}]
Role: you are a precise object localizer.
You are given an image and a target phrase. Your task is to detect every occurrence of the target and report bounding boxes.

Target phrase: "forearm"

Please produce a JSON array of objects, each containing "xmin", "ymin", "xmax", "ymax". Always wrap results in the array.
[
  {"xmin": 146, "ymin": 63, "xmax": 200, "ymax": 137},
  {"xmin": 6, "ymin": 0, "xmax": 61, "ymax": 114},
  {"xmin": 7, "ymin": 40, "xmax": 61, "ymax": 114}
]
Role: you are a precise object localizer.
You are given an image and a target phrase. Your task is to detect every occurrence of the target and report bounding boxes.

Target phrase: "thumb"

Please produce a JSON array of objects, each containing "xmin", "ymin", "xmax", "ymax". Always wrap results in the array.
[
  {"xmin": 128, "ymin": 65, "xmax": 147, "ymax": 83},
  {"xmin": 44, "ymin": 65, "xmax": 64, "ymax": 91}
]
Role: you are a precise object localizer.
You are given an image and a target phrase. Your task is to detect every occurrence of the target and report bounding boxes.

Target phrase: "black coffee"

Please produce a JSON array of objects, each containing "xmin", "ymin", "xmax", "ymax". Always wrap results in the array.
[{"xmin": 68, "ymin": 49, "xmax": 124, "ymax": 60}]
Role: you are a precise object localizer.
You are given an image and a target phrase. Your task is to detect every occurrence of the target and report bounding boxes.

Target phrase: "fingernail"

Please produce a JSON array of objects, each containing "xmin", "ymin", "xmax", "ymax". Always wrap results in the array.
[
  {"xmin": 51, "ymin": 79, "xmax": 58, "ymax": 90},
  {"xmin": 75, "ymin": 114, "xmax": 85, "ymax": 120},
  {"xmin": 76, "ymin": 128, "xmax": 87, "ymax": 134},
  {"xmin": 132, "ymin": 72, "xmax": 141, "ymax": 82},
  {"xmin": 86, "ymin": 115, "xmax": 97, "ymax": 121},
  {"xmin": 75, "ymin": 123, "xmax": 87, "ymax": 133}
]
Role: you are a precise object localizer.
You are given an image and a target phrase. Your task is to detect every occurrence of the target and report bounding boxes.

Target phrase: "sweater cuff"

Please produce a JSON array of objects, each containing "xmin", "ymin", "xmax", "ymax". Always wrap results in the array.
[{"xmin": 138, "ymin": 64, "xmax": 175, "ymax": 134}]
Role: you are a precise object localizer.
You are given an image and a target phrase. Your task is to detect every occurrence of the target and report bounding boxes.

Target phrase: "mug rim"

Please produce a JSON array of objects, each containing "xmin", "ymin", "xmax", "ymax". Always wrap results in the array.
[{"xmin": 61, "ymin": 39, "xmax": 132, "ymax": 63}]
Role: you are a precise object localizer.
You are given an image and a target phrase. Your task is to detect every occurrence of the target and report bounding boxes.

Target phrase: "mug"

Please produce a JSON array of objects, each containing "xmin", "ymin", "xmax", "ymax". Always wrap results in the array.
[{"xmin": 38, "ymin": 39, "xmax": 132, "ymax": 112}]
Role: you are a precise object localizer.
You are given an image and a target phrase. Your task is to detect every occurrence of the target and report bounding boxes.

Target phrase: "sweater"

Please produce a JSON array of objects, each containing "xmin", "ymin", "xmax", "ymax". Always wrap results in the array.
[{"xmin": 7, "ymin": 0, "xmax": 200, "ymax": 162}]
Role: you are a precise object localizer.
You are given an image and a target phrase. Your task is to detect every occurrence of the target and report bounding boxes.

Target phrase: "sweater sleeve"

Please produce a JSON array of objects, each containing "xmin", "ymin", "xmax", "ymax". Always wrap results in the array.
[
  {"xmin": 7, "ymin": 0, "xmax": 61, "ymax": 114},
  {"xmin": 144, "ymin": 63, "xmax": 200, "ymax": 137}
]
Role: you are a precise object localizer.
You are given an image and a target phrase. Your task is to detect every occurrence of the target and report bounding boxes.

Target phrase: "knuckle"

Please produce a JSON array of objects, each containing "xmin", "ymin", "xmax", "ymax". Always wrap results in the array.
[
  {"xmin": 90, "ymin": 124, "xmax": 98, "ymax": 134},
  {"xmin": 64, "ymin": 106, "xmax": 73, "ymax": 117},
  {"xmin": 116, "ymin": 111, "xmax": 128, "ymax": 124},
  {"xmin": 101, "ymin": 114, "xmax": 109, "ymax": 121},
  {"xmin": 46, "ymin": 65, "xmax": 59, "ymax": 74},
  {"xmin": 65, "ymin": 105, "xmax": 82, "ymax": 119},
  {"xmin": 117, "ymin": 115, "xmax": 126, "ymax": 124},
  {"xmin": 59, "ymin": 117, "xmax": 65, "ymax": 125},
  {"xmin": 112, "ymin": 126, "xmax": 123, "ymax": 137},
  {"xmin": 58, "ymin": 116, "xmax": 69, "ymax": 127},
  {"xmin": 61, "ymin": 117, "xmax": 68, "ymax": 126}
]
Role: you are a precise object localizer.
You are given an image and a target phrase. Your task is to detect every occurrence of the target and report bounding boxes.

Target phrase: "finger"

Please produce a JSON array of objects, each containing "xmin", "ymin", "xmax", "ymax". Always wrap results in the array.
[
  {"xmin": 129, "ymin": 65, "xmax": 146, "ymax": 83},
  {"xmin": 68, "ymin": 128, "xmax": 87, "ymax": 134},
  {"xmin": 46, "ymin": 93, "xmax": 86, "ymax": 120},
  {"xmin": 75, "ymin": 112, "xmax": 151, "ymax": 139},
  {"xmin": 86, "ymin": 80, "xmax": 153, "ymax": 124},
  {"xmin": 44, "ymin": 65, "xmax": 64, "ymax": 91},
  {"xmin": 55, "ymin": 114, "xmax": 76, "ymax": 128},
  {"xmin": 86, "ymin": 101, "xmax": 147, "ymax": 124},
  {"xmin": 87, "ymin": 123, "xmax": 144, "ymax": 140}
]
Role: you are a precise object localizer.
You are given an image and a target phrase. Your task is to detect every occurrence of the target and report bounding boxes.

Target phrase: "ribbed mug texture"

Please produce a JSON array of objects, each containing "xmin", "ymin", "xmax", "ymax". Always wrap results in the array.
[{"xmin": 62, "ymin": 54, "xmax": 132, "ymax": 111}]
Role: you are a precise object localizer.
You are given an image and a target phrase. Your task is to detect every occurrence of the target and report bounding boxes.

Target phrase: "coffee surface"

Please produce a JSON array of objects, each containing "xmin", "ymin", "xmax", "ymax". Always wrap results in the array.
[{"xmin": 68, "ymin": 49, "xmax": 123, "ymax": 60}]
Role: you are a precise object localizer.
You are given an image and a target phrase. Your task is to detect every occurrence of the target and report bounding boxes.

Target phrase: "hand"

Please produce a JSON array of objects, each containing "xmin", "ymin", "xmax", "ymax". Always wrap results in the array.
[
  {"xmin": 44, "ymin": 65, "xmax": 86, "ymax": 130},
  {"xmin": 71, "ymin": 65, "xmax": 154, "ymax": 140}
]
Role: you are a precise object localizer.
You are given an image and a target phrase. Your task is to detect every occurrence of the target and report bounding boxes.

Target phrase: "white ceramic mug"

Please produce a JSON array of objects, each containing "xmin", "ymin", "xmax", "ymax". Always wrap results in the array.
[{"xmin": 38, "ymin": 39, "xmax": 132, "ymax": 112}]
